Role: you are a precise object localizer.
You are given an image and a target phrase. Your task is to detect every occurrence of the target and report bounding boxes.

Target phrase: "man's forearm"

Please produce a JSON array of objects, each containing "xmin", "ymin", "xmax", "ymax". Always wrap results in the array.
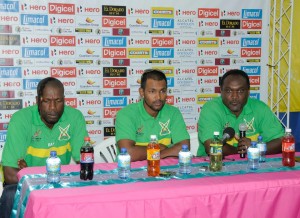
[
  {"xmin": 3, "ymin": 166, "xmax": 20, "ymax": 184},
  {"xmin": 266, "ymin": 138, "xmax": 282, "ymax": 154}
]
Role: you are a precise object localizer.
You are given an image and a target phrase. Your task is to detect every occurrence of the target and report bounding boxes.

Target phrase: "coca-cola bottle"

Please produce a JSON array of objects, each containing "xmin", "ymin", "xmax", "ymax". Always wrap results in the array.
[{"xmin": 80, "ymin": 136, "xmax": 94, "ymax": 180}]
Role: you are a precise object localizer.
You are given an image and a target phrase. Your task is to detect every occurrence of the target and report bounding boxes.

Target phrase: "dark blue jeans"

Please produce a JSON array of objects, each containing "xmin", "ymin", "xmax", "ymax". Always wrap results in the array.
[{"xmin": 0, "ymin": 183, "xmax": 17, "ymax": 218}]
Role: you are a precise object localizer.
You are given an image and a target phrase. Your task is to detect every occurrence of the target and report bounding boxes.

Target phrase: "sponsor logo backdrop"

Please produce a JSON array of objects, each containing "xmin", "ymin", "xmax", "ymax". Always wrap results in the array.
[{"xmin": 0, "ymin": 0, "xmax": 270, "ymax": 148}]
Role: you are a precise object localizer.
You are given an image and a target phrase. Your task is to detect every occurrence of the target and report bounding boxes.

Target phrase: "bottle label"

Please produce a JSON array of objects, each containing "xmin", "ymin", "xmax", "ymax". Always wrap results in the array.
[
  {"xmin": 47, "ymin": 162, "xmax": 60, "ymax": 173},
  {"xmin": 80, "ymin": 152, "xmax": 94, "ymax": 163},
  {"xmin": 147, "ymin": 149, "xmax": 160, "ymax": 160},
  {"xmin": 257, "ymin": 143, "xmax": 267, "ymax": 152},
  {"xmin": 247, "ymin": 148, "xmax": 259, "ymax": 159},
  {"xmin": 118, "ymin": 155, "xmax": 130, "ymax": 168},
  {"xmin": 179, "ymin": 152, "xmax": 191, "ymax": 164},
  {"xmin": 210, "ymin": 144, "xmax": 222, "ymax": 154},
  {"xmin": 282, "ymin": 142, "xmax": 295, "ymax": 152}
]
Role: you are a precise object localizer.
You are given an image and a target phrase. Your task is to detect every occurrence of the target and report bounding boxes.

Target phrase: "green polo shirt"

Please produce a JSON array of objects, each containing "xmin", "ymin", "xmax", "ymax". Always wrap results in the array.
[
  {"xmin": 2, "ymin": 105, "xmax": 88, "ymax": 168},
  {"xmin": 115, "ymin": 100, "xmax": 190, "ymax": 146},
  {"xmin": 197, "ymin": 97, "xmax": 284, "ymax": 156}
]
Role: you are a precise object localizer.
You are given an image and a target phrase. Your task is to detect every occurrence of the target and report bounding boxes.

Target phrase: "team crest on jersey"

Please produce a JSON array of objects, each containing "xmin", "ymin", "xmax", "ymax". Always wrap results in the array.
[
  {"xmin": 32, "ymin": 129, "xmax": 42, "ymax": 141},
  {"xmin": 58, "ymin": 124, "xmax": 70, "ymax": 141},
  {"xmin": 136, "ymin": 125, "xmax": 144, "ymax": 135},
  {"xmin": 159, "ymin": 119, "xmax": 170, "ymax": 136}
]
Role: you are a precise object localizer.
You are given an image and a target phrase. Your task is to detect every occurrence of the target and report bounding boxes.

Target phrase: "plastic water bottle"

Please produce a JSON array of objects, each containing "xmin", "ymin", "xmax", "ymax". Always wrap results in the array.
[
  {"xmin": 247, "ymin": 141, "xmax": 259, "ymax": 170},
  {"xmin": 282, "ymin": 128, "xmax": 295, "ymax": 167},
  {"xmin": 118, "ymin": 148, "xmax": 131, "ymax": 179},
  {"xmin": 209, "ymin": 131, "xmax": 223, "ymax": 172},
  {"xmin": 178, "ymin": 144, "xmax": 192, "ymax": 174},
  {"xmin": 256, "ymin": 135, "xmax": 267, "ymax": 162},
  {"xmin": 46, "ymin": 151, "xmax": 61, "ymax": 183}
]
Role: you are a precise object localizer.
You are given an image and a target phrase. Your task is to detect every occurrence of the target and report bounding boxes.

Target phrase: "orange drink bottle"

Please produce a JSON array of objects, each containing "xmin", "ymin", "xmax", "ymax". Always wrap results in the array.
[{"xmin": 147, "ymin": 135, "xmax": 160, "ymax": 176}]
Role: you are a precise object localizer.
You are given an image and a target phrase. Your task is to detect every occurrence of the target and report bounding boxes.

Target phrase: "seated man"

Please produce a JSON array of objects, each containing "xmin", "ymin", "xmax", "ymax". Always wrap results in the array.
[
  {"xmin": 115, "ymin": 69, "xmax": 190, "ymax": 161},
  {"xmin": 0, "ymin": 77, "xmax": 88, "ymax": 218},
  {"xmin": 197, "ymin": 69, "xmax": 284, "ymax": 157}
]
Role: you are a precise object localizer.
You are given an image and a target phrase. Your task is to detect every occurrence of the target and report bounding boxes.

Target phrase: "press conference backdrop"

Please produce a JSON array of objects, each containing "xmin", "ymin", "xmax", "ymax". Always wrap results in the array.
[{"xmin": 0, "ymin": 0, "xmax": 270, "ymax": 148}]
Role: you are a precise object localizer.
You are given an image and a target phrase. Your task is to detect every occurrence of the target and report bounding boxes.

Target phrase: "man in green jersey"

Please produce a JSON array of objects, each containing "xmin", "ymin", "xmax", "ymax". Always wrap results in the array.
[
  {"xmin": 197, "ymin": 69, "xmax": 284, "ymax": 157},
  {"xmin": 115, "ymin": 69, "xmax": 190, "ymax": 162},
  {"xmin": 0, "ymin": 77, "xmax": 88, "ymax": 218}
]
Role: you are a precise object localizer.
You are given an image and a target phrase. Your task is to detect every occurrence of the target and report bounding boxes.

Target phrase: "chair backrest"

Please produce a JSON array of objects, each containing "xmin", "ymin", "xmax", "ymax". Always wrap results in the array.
[
  {"xmin": 189, "ymin": 132, "xmax": 199, "ymax": 157},
  {"xmin": 69, "ymin": 136, "xmax": 117, "ymax": 164},
  {"xmin": 93, "ymin": 136, "xmax": 117, "ymax": 163}
]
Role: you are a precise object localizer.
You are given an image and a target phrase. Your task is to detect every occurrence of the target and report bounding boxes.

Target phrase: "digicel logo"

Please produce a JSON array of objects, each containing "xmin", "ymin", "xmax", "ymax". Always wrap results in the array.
[
  {"xmin": 49, "ymin": 3, "xmax": 75, "ymax": 15},
  {"xmin": 166, "ymin": 96, "xmax": 174, "ymax": 105},
  {"xmin": 198, "ymin": 8, "xmax": 219, "ymax": 18},
  {"xmin": 51, "ymin": 67, "xmax": 76, "ymax": 77},
  {"xmin": 102, "ymin": 48, "xmax": 126, "ymax": 58},
  {"xmin": 102, "ymin": 17, "xmax": 126, "ymax": 27},
  {"xmin": 241, "ymin": 48, "xmax": 261, "ymax": 58},
  {"xmin": 242, "ymin": 20, "xmax": 262, "ymax": 29},
  {"xmin": 65, "ymin": 98, "xmax": 77, "ymax": 108},
  {"xmin": 151, "ymin": 37, "xmax": 174, "ymax": 47},
  {"xmin": 103, "ymin": 78, "xmax": 127, "ymax": 88},
  {"xmin": 197, "ymin": 66, "xmax": 218, "ymax": 76},
  {"xmin": 50, "ymin": 36, "xmax": 76, "ymax": 46},
  {"xmin": 249, "ymin": 76, "xmax": 260, "ymax": 85},
  {"xmin": 103, "ymin": 108, "xmax": 121, "ymax": 118}
]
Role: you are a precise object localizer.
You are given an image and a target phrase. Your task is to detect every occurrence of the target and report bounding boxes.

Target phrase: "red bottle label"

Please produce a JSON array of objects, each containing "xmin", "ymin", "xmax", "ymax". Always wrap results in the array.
[
  {"xmin": 282, "ymin": 142, "xmax": 295, "ymax": 152},
  {"xmin": 80, "ymin": 152, "xmax": 94, "ymax": 163}
]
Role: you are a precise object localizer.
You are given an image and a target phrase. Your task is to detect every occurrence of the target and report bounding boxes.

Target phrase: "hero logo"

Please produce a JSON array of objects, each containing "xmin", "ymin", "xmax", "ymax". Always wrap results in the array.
[
  {"xmin": 80, "ymin": 99, "xmax": 102, "ymax": 106},
  {"xmin": 182, "ymin": 97, "xmax": 196, "ymax": 103},
  {"xmin": 0, "ymin": 16, "xmax": 18, "ymax": 22},
  {"xmin": 102, "ymin": 17, "xmax": 126, "ymax": 27},
  {"xmin": 198, "ymin": 8, "xmax": 219, "ymax": 18},
  {"xmin": 49, "ymin": 3, "xmax": 75, "ymax": 15},
  {"xmin": 51, "ymin": 67, "xmax": 76, "ymax": 77},
  {"xmin": 103, "ymin": 78, "xmax": 127, "ymax": 88},
  {"xmin": 242, "ymin": 20, "xmax": 262, "ymax": 29},
  {"xmin": 103, "ymin": 48, "xmax": 126, "ymax": 58},
  {"xmin": 65, "ymin": 98, "xmax": 77, "ymax": 108},
  {"xmin": 186, "ymin": 125, "xmax": 196, "ymax": 131},
  {"xmin": 241, "ymin": 48, "xmax": 261, "ymax": 57},
  {"xmin": 197, "ymin": 66, "xmax": 218, "ymax": 76},
  {"xmin": 88, "ymin": 129, "xmax": 102, "ymax": 135},
  {"xmin": 103, "ymin": 108, "xmax": 121, "ymax": 118},
  {"xmin": 1, "ymin": 49, "xmax": 19, "ymax": 55},
  {"xmin": 50, "ymin": 36, "xmax": 75, "ymax": 46},
  {"xmin": 181, "ymin": 40, "xmax": 196, "ymax": 45},
  {"xmin": 152, "ymin": 37, "xmax": 174, "ymax": 47}
]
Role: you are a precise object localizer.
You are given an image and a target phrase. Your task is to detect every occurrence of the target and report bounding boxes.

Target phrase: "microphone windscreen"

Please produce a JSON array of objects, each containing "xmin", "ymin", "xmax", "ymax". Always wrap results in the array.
[
  {"xmin": 239, "ymin": 123, "xmax": 247, "ymax": 131},
  {"xmin": 223, "ymin": 127, "xmax": 235, "ymax": 139}
]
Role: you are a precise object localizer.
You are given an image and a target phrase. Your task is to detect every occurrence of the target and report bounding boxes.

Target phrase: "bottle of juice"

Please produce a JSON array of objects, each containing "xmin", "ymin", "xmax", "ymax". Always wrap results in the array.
[{"xmin": 147, "ymin": 135, "xmax": 160, "ymax": 177}]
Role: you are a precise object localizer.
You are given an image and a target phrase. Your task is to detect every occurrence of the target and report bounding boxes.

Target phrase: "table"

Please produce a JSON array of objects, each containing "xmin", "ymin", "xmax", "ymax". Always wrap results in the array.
[{"xmin": 14, "ymin": 154, "xmax": 300, "ymax": 218}]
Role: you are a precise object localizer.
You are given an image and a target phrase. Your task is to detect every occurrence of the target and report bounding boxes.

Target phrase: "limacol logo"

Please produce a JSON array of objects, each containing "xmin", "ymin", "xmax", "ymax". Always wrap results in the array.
[
  {"xmin": 21, "ymin": 14, "xmax": 48, "ymax": 26},
  {"xmin": 151, "ymin": 18, "xmax": 174, "ymax": 28},
  {"xmin": 0, "ymin": 1, "xmax": 19, "ymax": 12},
  {"xmin": 241, "ymin": 9, "xmax": 262, "ymax": 19},
  {"xmin": 0, "ymin": 67, "xmax": 22, "ymax": 78},
  {"xmin": 23, "ymin": 79, "xmax": 41, "ymax": 90},
  {"xmin": 103, "ymin": 97, "xmax": 127, "ymax": 107},
  {"xmin": 102, "ymin": 36, "xmax": 127, "ymax": 47},
  {"xmin": 22, "ymin": 47, "xmax": 49, "ymax": 58}
]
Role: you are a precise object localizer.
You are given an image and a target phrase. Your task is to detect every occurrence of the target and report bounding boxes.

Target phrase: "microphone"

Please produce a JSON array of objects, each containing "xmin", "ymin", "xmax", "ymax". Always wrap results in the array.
[
  {"xmin": 239, "ymin": 123, "xmax": 247, "ymax": 158},
  {"xmin": 222, "ymin": 127, "xmax": 235, "ymax": 144}
]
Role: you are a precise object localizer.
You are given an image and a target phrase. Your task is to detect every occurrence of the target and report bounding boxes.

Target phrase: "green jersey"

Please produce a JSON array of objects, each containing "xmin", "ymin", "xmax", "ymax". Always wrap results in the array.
[
  {"xmin": 197, "ymin": 97, "xmax": 284, "ymax": 156},
  {"xmin": 116, "ymin": 100, "xmax": 190, "ymax": 147},
  {"xmin": 2, "ymin": 105, "xmax": 88, "ymax": 168}
]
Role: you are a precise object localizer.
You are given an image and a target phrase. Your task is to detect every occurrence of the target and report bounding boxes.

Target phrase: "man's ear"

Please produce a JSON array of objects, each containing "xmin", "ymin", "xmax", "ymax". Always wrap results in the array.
[{"xmin": 139, "ymin": 87, "xmax": 144, "ymax": 98}]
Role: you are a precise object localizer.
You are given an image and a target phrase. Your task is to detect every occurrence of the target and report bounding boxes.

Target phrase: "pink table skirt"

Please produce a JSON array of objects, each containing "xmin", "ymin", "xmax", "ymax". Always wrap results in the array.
[{"xmin": 17, "ymin": 154, "xmax": 300, "ymax": 218}]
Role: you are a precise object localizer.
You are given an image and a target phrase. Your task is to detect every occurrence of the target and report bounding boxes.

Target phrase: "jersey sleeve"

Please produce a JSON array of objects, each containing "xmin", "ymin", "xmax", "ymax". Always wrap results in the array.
[
  {"xmin": 2, "ymin": 112, "xmax": 30, "ymax": 168},
  {"xmin": 115, "ymin": 108, "xmax": 137, "ymax": 142}
]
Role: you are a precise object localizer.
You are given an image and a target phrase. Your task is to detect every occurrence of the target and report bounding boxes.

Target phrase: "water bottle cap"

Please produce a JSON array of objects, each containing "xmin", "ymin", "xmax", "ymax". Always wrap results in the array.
[
  {"xmin": 285, "ymin": 128, "xmax": 291, "ymax": 133},
  {"xmin": 84, "ymin": 136, "xmax": 90, "ymax": 141},
  {"xmin": 182, "ymin": 144, "xmax": 188, "ymax": 149},
  {"xmin": 251, "ymin": 141, "xmax": 257, "ymax": 146},
  {"xmin": 258, "ymin": 135, "xmax": 262, "ymax": 140},
  {"xmin": 213, "ymin": 131, "xmax": 220, "ymax": 135},
  {"xmin": 50, "ymin": 150, "xmax": 57, "ymax": 157},
  {"xmin": 120, "ymin": 148, "xmax": 127, "ymax": 153},
  {"xmin": 150, "ymin": 135, "xmax": 157, "ymax": 140}
]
